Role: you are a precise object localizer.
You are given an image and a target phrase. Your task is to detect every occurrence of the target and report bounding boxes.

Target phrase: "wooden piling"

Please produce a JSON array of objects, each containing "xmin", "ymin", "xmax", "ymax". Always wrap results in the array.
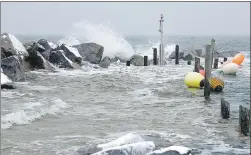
[
  {"xmin": 204, "ymin": 44, "xmax": 212, "ymax": 99},
  {"xmin": 239, "ymin": 105, "xmax": 250, "ymax": 136},
  {"xmin": 221, "ymin": 98, "xmax": 230, "ymax": 119},
  {"xmin": 213, "ymin": 58, "xmax": 219, "ymax": 69},
  {"xmin": 187, "ymin": 61, "xmax": 191, "ymax": 65},
  {"xmin": 153, "ymin": 48, "xmax": 158, "ymax": 65},
  {"xmin": 224, "ymin": 57, "xmax": 228, "ymax": 62},
  {"xmin": 194, "ymin": 57, "xmax": 200, "ymax": 73},
  {"xmin": 175, "ymin": 45, "xmax": 179, "ymax": 65},
  {"xmin": 211, "ymin": 39, "xmax": 216, "ymax": 69},
  {"xmin": 126, "ymin": 61, "xmax": 130, "ymax": 66},
  {"xmin": 144, "ymin": 56, "xmax": 148, "ymax": 66},
  {"xmin": 159, "ymin": 44, "xmax": 162, "ymax": 65}
]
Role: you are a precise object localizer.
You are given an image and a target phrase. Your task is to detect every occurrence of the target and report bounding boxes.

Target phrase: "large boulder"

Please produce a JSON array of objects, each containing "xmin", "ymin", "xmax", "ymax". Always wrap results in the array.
[
  {"xmin": 182, "ymin": 50, "xmax": 195, "ymax": 61},
  {"xmin": 25, "ymin": 50, "xmax": 55, "ymax": 71},
  {"xmin": 41, "ymin": 49, "xmax": 52, "ymax": 60},
  {"xmin": 99, "ymin": 56, "xmax": 111, "ymax": 68},
  {"xmin": 1, "ymin": 33, "xmax": 29, "ymax": 58},
  {"xmin": 24, "ymin": 41, "xmax": 45, "ymax": 53},
  {"xmin": 1, "ymin": 56, "xmax": 25, "ymax": 81},
  {"xmin": 37, "ymin": 39, "xmax": 58, "ymax": 51},
  {"xmin": 129, "ymin": 54, "xmax": 150, "ymax": 66},
  {"xmin": 49, "ymin": 50, "xmax": 80, "ymax": 69},
  {"xmin": 60, "ymin": 44, "xmax": 82, "ymax": 64},
  {"xmin": 73, "ymin": 43, "xmax": 104, "ymax": 64},
  {"xmin": 110, "ymin": 56, "xmax": 126, "ymax": 63}
]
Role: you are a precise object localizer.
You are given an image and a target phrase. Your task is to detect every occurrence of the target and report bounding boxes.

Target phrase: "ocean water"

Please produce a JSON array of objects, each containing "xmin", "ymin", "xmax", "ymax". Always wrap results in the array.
[{"xmin": 1, "ymin": 22, "xmax": 250, "ymax": 155}]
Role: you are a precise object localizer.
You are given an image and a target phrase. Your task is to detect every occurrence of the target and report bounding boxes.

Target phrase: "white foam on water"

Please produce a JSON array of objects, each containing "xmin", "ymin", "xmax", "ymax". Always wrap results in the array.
[
  {"xmin": 93, "ymin": 141, "xmax": 155, "ymax": 155},
  {"xmin": 1, "ymin": 91, "xmax": 30, "ymax": 99},
  {"xmin": 1, "ymin": 72, "xmax": 12, "ymax": 84},
  {"xmin": 1, "ymin": 98, "xmax": 69, "ymax": 130},
  {"xmin": 97, "ymin": 133, "xmax": 145, "ymax": 150},
  {"xmin": 54, "ymin": 135, "xmax": 86, "ymax": 139},
  {"xmin": 25, "ymin": 85, "xmax": 55, "ymax": 91},
  {"xmin": 201, "ymin": 140, "xmax": 250, "ymax": 155},
  {"xmin": 7, "ymin": 33, "xmax": 27, "ymax": 54},
  {"xmin": 59, "ymin": 20, "xmax": 135, "ymax": 60}
]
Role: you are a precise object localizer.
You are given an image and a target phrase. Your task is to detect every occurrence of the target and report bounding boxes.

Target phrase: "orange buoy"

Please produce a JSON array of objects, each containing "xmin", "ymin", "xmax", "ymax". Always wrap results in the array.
[
  {"xmin": 232, "ymin": 53, "xmax": 245, "ymax": 65},
  {"xmin": 199, "ymin": 69, "xmax": 205, "ymax": 77}
]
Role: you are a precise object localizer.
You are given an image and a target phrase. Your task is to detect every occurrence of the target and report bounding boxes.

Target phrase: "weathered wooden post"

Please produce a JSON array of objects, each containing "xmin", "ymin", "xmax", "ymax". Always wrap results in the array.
[
  {"xmin": 159, "ymin": 44, "xmax": 162, "ymax": 65},
  {"xmin": 221, "ymin": 98, "xmax": 230, "ymax": 119},
  {"xmin": 204, "ymin": 44, "xmax": 212, "ymax": 99},
  {"xmin": 194, "ymin": 57, "xmax": 200, "ymax": 72},
  {"xmin": 126, "ymin": 61, "xmax": 130, "ymax": 66},
  {"xmin": 239, "ymin": 105, "xmax": 250, "ymax": 136},
  {"xmin": 187, "ymin": 61, "xmax": 191, "ymax": 65},
  {"xmin": 224, "ymin": 57, "xmax": 228, "ymax": 62},
  {"xmin": 211, "ymin": 39, "xmax": 216, "ymax": 69},
  {"xmin": 153, "ymin": 48, "xmax": 158, "ymax": 65},
  {"xmin": 144, "ymin": 56, "xmax": 148, "ymax": 66},
  {"xmin": 175, "ymin": 45, "xmax": 179, "ymax": 65}
]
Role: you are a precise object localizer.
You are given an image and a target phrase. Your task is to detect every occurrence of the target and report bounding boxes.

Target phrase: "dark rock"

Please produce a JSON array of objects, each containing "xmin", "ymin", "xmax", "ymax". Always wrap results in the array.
[
  {"xmin": 147, "ymin": 146, "xmax": 192, "ymax": 155},
  {"xmin": 24, "ymin": 41, "xmax": 45, "ymax": 53},
  {"xmin": 182, "ymin": 51, "xmax": 195, "ymax": 61},
  {"xmin": 25, "ymin": 50, "xmax": 55, "ymax": 71},
  {"xmin": 1, "ymin": 33, "xmax": 29, "ymax": 58},
  {"xmin": 148, "ymin": 150, "xmax": 182, "ymax": 155},
  {"xmin": 129, "ymin": 54, "xmax": 150, "ymax": 66},
  {"xmin": 73, "ymin": 43, "xmax": 104, "ymax": 64},
  {"xmin": 1, "ymin": 84, "xmax": 15, "ymax": 89},
  {"xmin": 37, "ymin": 39, "xmax": 58, "ymax": 51},
  {"xmin": 76, "ymin": 145, "xmax": 102, "ymax": 155},
  {"xmin": 99, "ymin": 56, "xmax": 111, "ymax": 68},
  {"xmin": 110, "ymin": 56, "xmax": 119, "ymax": 63},
  {"xmin": 49, "ymin": 50, "xmax": 80, "ymax": 69},
  {"xmin": 168, "ymin": 51, "xmax": 184, "ymax": 59},
  {"xmin": 110, "ymin": 56, "xmax": 127, "ymax": 63},
  {"xmin": 60, "ymin": 44, "xmax": 82, "ymax": 64},
  {"xmin": 1, "ymin": 56, "xmax": 25, "ymax": 81},
  {"xmin": 41, "ymin": 49, "xmax": 52, "ymax": 60}
]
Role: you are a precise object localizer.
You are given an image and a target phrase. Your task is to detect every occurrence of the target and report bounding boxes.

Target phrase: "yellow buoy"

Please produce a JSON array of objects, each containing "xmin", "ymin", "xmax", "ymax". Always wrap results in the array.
[
  {"xmin": 184, "ymin": 72, "xmax": 204, "ymax": 88},
  {"xmin": 209, "ymin": 76, "xmax": 224, "ymax": 92}
]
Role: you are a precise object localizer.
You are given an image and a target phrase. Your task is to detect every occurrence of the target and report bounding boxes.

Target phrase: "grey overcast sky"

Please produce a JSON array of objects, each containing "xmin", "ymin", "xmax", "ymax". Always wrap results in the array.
[{"xmin": 1, "ymin": 2, "xmax": 250, "ymax": 36}]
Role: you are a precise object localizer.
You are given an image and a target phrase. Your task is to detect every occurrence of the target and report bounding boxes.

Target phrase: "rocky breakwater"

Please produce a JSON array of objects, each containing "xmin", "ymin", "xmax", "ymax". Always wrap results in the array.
[{"xmin": 0, "ymin": 33, "xmax": 113, "ymax": 89}]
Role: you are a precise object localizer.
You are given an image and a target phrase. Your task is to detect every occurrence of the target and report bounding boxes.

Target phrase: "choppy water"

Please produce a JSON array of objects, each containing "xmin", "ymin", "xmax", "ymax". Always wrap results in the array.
[{"xmin": 1, "ymin": 23, "xmax": 250, "ymax": 155}]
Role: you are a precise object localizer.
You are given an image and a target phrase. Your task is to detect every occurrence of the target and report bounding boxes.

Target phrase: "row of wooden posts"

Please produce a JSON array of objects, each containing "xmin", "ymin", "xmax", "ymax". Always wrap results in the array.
[
  {"xmin": 126, "ymin": 44, "xmax": 228, "ymax": 68},
  {"xmin": 221, "ymin": 98, "xmax": 250, "ymax": 136}
]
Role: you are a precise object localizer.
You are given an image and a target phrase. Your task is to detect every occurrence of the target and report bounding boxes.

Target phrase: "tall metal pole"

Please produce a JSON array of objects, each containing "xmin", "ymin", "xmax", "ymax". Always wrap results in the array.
[{"xmin": 159, "ymin": 14, "xmax": 164, "ymax": 66}]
